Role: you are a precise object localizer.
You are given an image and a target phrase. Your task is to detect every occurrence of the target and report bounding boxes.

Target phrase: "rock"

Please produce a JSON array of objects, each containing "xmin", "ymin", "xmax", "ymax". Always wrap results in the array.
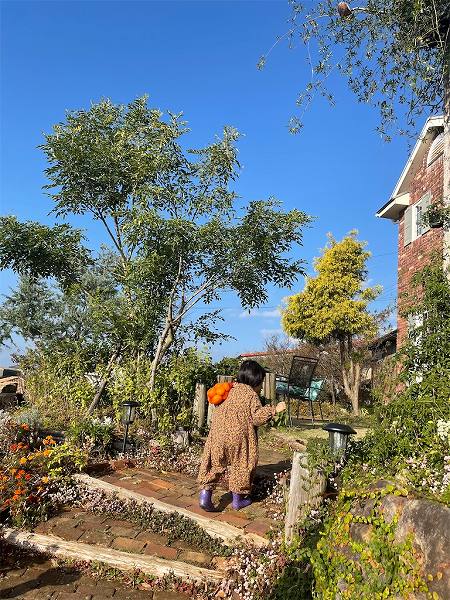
[
  {"xmin": 380, "ymin": 494, "xmax": 407, "ymax": 524},
  {"xmin": 395, "ymin": 498, "xmax": 450, "ymax": 599},
  {"xmin": 349, "ymin": 523, "xmax": 373, "ymax": 543}
]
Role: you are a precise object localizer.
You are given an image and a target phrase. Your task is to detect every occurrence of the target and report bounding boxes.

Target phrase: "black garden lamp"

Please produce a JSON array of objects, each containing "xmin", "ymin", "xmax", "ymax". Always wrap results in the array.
[
  {"xmin": 322, "ymin": 422, "xmax": 356, "ymax": 455},
  {"xmin": 121, "ymin": 401, "xmax": 140, "ymax": 454}
]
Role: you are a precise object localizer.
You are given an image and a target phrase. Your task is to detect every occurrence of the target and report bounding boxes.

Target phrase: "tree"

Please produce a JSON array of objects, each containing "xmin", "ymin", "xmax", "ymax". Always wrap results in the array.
[
  {"xmin": 261, "ymin": 1, "xmax": 450, "ymax": 212},
  {"xmin": 11, "ymin": 96, "xmax": 310, "ymax": 395},
  {"xmin": 0, "ymin": 216, "xmax": 90, "ymax": 288},
  {"xmin": 281, "ymin": 232, "xmax": 381, "ymax": 414}
]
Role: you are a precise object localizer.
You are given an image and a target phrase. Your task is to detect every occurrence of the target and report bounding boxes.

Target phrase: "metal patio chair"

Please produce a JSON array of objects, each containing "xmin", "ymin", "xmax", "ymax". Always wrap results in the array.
[{"xmin": 276, "ymin": 355, "xmax": 324, "ymax": 425}]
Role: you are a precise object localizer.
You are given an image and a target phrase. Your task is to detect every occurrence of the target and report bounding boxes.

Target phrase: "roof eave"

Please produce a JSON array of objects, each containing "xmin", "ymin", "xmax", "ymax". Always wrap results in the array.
[
  {"xmin": 376, "ymin": 115, "xmax": 444, "ymax": 216},
  {"xmin": 376, "ymin": 192, "xmax": 410, "ymax": 220}
]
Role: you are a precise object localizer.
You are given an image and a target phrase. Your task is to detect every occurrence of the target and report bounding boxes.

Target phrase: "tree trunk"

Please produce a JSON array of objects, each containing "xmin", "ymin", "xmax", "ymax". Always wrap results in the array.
[
  {"xmin": 148, "ymin": 324, "xmax": 175, "ymax": 393},
  {"xmin": 339, "ymin": 338, "xmax": 360, "ymax": 416},
  {"xmin": 87, "ymin": 347, "xmax": 121, "ymax": 415}
]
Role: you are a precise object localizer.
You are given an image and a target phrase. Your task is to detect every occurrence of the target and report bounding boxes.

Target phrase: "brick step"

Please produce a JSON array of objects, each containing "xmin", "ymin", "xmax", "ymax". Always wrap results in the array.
[
  {"xmin": 75, "ymin": 473, "xmax": 268, "ymax": 546},
  {"xmin": 2, "ymin": 527, "xmax": 223, "ymax": 583},
  {"xmin": 32, "ymin": 508, "xmax": 220, "ymax": 569}
]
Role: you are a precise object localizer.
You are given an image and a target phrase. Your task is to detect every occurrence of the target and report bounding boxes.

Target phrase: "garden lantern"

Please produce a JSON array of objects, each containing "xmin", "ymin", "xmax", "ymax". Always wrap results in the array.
[
  {"xmin": 121, "ymin": 401, "xmax": 140, "ymax": 454},
  {"xmin": 322, "ymin": 422, "xmax": 356, "ymax": 455}
]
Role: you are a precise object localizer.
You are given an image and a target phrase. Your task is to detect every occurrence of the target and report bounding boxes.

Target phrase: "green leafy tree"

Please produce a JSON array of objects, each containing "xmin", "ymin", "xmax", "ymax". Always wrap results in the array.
[
  {"xmin": 0, "ymin": 216, "xmax": 90, "ymax": 288},
  {"xmin": 6, "ymin": 96, "xmax": 310, "ymax": 402},
  {"xmin": 282, "ymin": 232, "xmax": 381, "ymax": 414}
]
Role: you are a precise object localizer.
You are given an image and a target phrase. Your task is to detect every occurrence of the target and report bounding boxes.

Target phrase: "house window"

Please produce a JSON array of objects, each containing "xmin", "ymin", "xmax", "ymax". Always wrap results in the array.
[
  {"xmin": 403, "ymin": 192, "xmax": 431, "ymax": 246},
  {"xmin": 415, "ymin": 203, "xmax": 425, "ymax": 238},
  {"xmin": 427, "ymin": 132, "xmax": 444, "ymax": 167}
]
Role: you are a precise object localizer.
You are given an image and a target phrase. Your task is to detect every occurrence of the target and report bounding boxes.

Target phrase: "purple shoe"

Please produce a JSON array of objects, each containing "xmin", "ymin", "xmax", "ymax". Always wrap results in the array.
[
  {"xmin": 199, "ymin": 489, "xmax": 215, "ymax": 512},
  {"xmin": 232, "ymin": 492, "xmax": 252, "ymax": 510}
]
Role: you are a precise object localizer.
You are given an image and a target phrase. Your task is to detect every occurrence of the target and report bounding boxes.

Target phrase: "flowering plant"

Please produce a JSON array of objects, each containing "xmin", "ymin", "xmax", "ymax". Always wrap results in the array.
[
  {"xmin": 0, "ymin": 422, "xmax": 87, "ymax": 527},
  {"xmin": 0, "ymin": 425, "xmax": 55, "ymax": 527}
]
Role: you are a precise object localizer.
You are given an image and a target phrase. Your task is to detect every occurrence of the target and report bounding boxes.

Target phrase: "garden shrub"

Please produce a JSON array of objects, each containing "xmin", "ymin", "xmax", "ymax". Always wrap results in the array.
[
  {"xmin": 308, "ymin": 486, "xmax": 434, "ymax": 599},
  {"xmin": 109, "ymin": 349, "xmax": 217, "ymax": 432},
  {"xmin": 19, "ymin": 341, "xmax": 218, "ymax": 436},
  {"xmin": 67, "ymin": 417, "xmax": 115, "ymax": 458}
]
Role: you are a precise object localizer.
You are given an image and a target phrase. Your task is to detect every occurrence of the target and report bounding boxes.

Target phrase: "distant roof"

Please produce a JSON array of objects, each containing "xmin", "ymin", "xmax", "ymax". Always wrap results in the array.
[
  {"xmin": 239, "ymin": 350, "xmax": 298, "ymax": 358},
  {"xmin": 369, "ymin": 329, "xmax": 397, "ymax": 351}
]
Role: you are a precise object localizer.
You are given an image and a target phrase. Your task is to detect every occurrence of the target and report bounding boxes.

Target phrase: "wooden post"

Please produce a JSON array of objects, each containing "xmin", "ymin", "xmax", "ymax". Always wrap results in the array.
[
  {"xmin": 193, "ymin": 383, "xmax": 207, "ymax": 430},
  {"xmin": 217, "ymin": 375, "xmax": 233, "ymax": 383},
  {"xmin": 285, "ymin": 452, "xmax": 326, "ymax": 544},
  {"xmin": 263, "ymin": 372, "xmax": 276, "ymax": 404},
  {"xmin": 207, "ymin": 402, "xmax": 214, "ymax": 427}
]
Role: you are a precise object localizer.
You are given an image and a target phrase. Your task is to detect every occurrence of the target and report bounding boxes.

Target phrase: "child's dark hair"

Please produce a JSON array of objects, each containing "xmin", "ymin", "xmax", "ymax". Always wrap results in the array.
[{"xmin": 237, "ymin": 360, "xmax": 266, "ymax": 388}]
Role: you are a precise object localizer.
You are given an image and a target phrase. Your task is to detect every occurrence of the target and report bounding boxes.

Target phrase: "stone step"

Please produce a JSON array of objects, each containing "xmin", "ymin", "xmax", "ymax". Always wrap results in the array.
[
  {"xmin": 2, "ymin": 527, "xmax": 223, "ymax": 583},
  {"xmin": 75, "ymin": 473, "xmax": 268, "ymax": 547}
]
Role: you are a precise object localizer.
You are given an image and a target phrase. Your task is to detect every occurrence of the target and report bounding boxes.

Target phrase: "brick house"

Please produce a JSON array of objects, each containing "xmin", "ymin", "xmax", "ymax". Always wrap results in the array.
[{"xmin": 376, "ymin": 116, "xmax": 447, "ymax": 345}]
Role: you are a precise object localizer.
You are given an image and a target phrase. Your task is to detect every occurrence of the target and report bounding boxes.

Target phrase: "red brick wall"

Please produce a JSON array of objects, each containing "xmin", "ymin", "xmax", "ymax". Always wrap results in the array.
[{"xmin": 397, "ymin": 154, "xmax": 444, "ymax": 345}]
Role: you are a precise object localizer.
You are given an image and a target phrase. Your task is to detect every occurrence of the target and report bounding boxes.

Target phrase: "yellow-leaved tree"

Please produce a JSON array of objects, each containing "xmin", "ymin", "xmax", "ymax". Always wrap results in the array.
[{"xmin": 282, "ymin": 232, "xmax": 382, "ymax": 415}]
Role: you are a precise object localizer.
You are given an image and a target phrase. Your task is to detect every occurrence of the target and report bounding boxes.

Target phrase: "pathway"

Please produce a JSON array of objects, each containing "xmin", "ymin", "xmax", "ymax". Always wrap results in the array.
[
  {"xmin": 0, "ymin": 554, "xmax": 189, "ymax": 600},
  {"xmin": 1, "ymin": 447, "xmax": 291, "ymax": 599},
  {"xmin": 98, "ymin": 447, "xmax": 290, "ymax": 539}
]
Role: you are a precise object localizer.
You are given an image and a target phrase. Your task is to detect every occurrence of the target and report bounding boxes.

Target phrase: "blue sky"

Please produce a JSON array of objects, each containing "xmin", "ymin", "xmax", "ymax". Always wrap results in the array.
[{"xmin": 1, "ymin": 0, "xmax": 415, "ymax": 364}]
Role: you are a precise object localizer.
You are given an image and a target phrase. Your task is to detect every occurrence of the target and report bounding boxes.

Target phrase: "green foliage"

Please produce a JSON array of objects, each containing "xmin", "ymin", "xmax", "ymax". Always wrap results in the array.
[
  {"xmin": 3, "ymin": 96, "xmax": 311, "ymax": 402},
  {"xmin": 108, "ymin": 348, "xmax": 216, "ymax": 431},
  {"xmin": 0, "ymin": 252, "xmax": 132, "ymax": 356},
  {"xmin": 214, "ymin": 355, "xmax": 241, "ymax": 377},
  {"xmin": 282, "ymin": 232, "xmax": 380, "ymax": 343},
  {"xmin": 0, "ymin": 216, "xmax": 90, "ymax": 288},
  {"xmin": 422, "ymin": 200, "xmax": 450, "ymax": 229},
  {"xmin": 18, "ymin": 345, "xmax": 100, "ymax": 428},
  {"xmin": 271, "ymin": 0, "xmax": 450, "ymax": 136},
  {"xmin": 44, "ymin": 442, "xmax": 88, "ymax": 478},
  {"xmin": 150, "ymin": 349, "xmax": 217, "ymax": 430},
  {"xmin": 344, "ymin": 261, "xmax": 450, "ymax": 502},
  {"xmin": 38, "ymin": 96, "xmax": 310, "ymax": 379},
  {"xmin": 67, "ymin": 418, "xmax": 115, "ymax": 457}
]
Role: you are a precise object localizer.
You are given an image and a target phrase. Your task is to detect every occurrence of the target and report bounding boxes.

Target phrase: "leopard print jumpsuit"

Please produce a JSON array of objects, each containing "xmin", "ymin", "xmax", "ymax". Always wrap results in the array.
[{"xmin": 197, "ymin": 383, "xmax": 276, "ymax": 494}]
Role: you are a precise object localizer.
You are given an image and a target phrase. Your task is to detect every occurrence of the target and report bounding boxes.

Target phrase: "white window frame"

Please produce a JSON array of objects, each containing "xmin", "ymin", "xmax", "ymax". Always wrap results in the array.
[{"xmin": 412, "ymin": 192, "xmax": 431, "ymax": 241}]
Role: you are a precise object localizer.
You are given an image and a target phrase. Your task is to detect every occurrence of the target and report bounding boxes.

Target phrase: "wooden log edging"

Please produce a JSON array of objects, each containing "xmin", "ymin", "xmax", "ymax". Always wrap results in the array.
[
  {"xmin": 1, "ymin": 527, "xmax": 222, "ymax": 582},
  {"xmin": 285, "ymin": 451, "xmax": 327, "ymax": 543},
  {"xmin": 74, "ymin": 473, "xmax": 268, "ymax": 547}
]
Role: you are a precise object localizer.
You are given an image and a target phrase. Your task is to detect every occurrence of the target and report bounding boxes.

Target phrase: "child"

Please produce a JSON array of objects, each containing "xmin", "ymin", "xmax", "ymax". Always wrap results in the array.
[{"xmin": 197, "ymin": 359, "xmax": 286, "ymax": 511}]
